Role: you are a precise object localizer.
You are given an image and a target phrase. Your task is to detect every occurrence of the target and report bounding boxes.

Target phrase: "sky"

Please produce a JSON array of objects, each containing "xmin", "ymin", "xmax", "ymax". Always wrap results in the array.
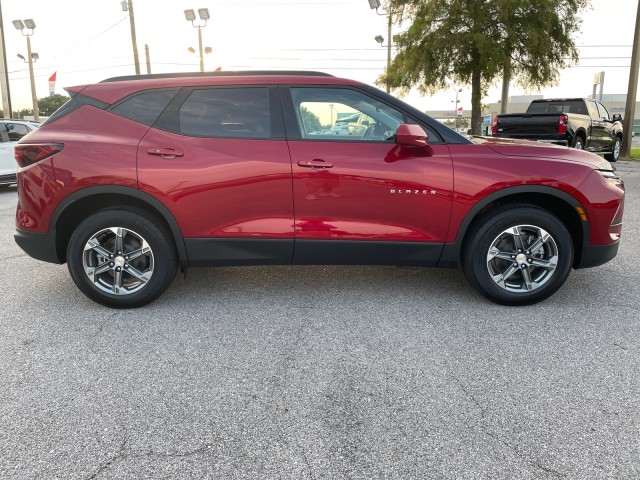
[{"xmin": 0, "ymin": 0, "xmax": 638, "ymax": 114}]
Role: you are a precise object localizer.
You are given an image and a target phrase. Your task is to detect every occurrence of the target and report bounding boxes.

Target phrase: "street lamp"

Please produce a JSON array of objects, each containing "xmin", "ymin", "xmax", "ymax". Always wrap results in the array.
[
  {"xmin": 185, "ymin": 8, "xmax": 210, "ymax": 72},
  {"xmin": 12, "ymin": 18, "xmax": 39, "ymax": 121},
  {"xmin": 367, "ymin": 1, "xmax": 394, "ymax": 93}
]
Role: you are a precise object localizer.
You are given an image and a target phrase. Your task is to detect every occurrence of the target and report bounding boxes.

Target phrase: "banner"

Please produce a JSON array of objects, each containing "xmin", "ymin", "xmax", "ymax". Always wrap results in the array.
[
  {"xmin": 49, "ymin": 72, "xmax": 57, "ymax": 96},
  {"xmin": 456, "ymin": 106, "xmax": 463, "ymax": 117}
]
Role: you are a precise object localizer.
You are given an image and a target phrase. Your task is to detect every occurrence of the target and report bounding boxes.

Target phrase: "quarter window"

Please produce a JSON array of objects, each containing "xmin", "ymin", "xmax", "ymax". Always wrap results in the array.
[
  {"xmin": 111, "ymin": 89, "xmax": 178, "ymax": 126},
  {"xmin": 178, "ymin": 88, "xmax": 270, "ymax": 138}
]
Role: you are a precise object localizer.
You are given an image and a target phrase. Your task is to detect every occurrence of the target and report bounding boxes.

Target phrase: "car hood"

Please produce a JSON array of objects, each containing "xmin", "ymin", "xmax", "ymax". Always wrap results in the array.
[{"xmin": 469, "ymin": 135, "xmax": 613, "ymax": 170}]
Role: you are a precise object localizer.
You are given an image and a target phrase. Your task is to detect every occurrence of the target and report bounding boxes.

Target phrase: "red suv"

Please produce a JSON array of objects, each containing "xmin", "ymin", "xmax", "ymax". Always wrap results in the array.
[{"xmin": 13, "ymin": 71, "xmax": 625, "ymax": 308}]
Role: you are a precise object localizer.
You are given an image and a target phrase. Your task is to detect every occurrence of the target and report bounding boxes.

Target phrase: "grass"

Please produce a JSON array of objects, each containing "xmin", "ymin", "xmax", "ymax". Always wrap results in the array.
[{"xmin": 629, "ymin": 148, "xmax": 640, "ymax": 160}]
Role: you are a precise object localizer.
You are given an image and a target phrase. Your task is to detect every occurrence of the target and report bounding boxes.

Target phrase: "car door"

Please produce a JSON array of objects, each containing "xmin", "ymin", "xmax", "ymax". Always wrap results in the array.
[
  {"xmin": 587, "ymin": 100, "xmax": 608, "ymax": 151},
  {"xmin": 595, "ymin": 102, "xmax": 615, "ymax": 151},
  {"xmin": 137, "ymin": 86, "xmax": 295, "ymax": 266},
  {"xmin": 282, "ymin": 86, "xmax": 453, "ymax": 266}
]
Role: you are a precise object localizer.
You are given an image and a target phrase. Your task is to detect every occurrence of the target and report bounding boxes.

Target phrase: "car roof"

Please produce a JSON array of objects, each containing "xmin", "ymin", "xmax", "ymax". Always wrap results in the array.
[{"xmin": 68, "ymin": 71, "xmax": 364, "ymax": 105}]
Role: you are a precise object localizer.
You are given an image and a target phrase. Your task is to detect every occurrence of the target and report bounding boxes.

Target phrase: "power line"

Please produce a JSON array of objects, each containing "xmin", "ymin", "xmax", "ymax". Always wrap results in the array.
[{"xmin": 88, "ymin": 15, "xmax": 129, "ymax": 42}]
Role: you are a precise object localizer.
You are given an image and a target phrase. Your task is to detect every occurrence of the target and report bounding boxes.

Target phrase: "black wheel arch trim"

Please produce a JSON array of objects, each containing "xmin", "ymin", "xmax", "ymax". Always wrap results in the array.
[
  {"xmin": 438, "ymin": 185, "xmax": 589, "ymax": 268},
  {"xmin": 50, "ymin": 185, "xmax": 188, "ymax": 265}
]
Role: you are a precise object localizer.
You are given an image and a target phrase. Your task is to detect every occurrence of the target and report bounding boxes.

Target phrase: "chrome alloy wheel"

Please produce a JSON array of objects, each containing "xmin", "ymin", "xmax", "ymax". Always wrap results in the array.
[
  {"xmin": 82, "ymin": 227, "xmax": 154, "ymax": 295},
  {"xmin": 486, "ymin": 225, "xmax": 558, "ymax": 293},
  {"xmin": 614, "ymin": 138, "xmax": 621, "ymax": 159}
]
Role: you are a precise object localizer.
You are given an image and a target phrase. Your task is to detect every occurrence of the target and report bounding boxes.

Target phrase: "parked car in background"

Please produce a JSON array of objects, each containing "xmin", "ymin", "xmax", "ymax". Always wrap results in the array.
[
  {"xmin": 0, "ymin": 119, "xmax": 40, "ymax": 187},
  {"xmin": 493, "ymin": 98, "xmax": 623, "ymax": 161},
  {"xmin": 13, "ymin": 71, "xmax": 624, "ymax": 308}
]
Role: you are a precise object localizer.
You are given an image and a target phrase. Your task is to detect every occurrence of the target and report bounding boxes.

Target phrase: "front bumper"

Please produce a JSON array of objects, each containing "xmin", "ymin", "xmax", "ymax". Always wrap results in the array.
[{"xmin": 576, "ymin": 241, "xmax": 619, "ymax": 269}]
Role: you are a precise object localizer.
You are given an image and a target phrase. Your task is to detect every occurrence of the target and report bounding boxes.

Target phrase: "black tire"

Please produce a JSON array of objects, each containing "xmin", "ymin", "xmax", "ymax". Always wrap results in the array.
[
  {"xmin": 605, "ymin": 136, "xmax": 621, "ymax": 162},
  {"xmin": 462, "ymin": 205, "xmax": 573, "ymax": 306},
  {"xmin": 67, "ymin": 209, "xmax": 178, "ymax": 308},
  {"xmin": 572, "ymin": 135, "xmax": 584, "ymax": 150}
]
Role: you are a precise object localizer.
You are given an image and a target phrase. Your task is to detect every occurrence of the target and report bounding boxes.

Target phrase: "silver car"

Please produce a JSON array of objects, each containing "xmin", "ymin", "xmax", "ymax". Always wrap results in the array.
[{"xmin": 0, "ymin": 120, "xmax": 40, "ymax": 187}]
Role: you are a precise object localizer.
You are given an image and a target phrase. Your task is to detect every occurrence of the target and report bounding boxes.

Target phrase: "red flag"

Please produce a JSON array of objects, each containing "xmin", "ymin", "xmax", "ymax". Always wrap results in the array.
[{"xmin": 49, "ymin": 71, "xmax": 57, "ymax": 95}]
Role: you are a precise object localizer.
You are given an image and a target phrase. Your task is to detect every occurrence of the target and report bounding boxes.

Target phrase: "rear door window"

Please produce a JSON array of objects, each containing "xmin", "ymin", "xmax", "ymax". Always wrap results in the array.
[{"xmin": 178, "ymin": 87, "xmax": 270, "ymax": 139}]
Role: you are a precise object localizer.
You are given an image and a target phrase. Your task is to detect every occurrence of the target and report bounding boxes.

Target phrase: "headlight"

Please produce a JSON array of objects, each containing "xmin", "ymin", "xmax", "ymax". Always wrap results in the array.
[{"xmin": 596, "ymin": 170, "xmax": 624, "ymax": 191}]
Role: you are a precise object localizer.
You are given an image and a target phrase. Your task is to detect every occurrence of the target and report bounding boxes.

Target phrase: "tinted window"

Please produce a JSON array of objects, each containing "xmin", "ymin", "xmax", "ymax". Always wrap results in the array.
[
  {"xmin": 527, "ymin": 100, "xmax": 587, "ymax": 115},
  {"xmin": 111, "ymin": 89, "xmax": 178, "ymax": 125},
  {"xmin": 290, "ymin": 87, "xmax": 412, "ymax": 142},
  {"xmin": 179, "ymin": 88, "xmax": 270, "ymax": 138},
  {"xmin": 5, "ymin": 123, "xmax": 30, "ymax": 141}
]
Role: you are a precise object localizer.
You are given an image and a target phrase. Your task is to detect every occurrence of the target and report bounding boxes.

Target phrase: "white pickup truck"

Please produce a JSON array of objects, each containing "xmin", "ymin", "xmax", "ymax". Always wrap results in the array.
[{"xmin": 0, "ymin": 120, "xmax": 40, "ymax": 187}]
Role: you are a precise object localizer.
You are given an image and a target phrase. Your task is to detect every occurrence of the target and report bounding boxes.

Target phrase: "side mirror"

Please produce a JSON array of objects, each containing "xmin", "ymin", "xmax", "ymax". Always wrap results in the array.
[
  {"xmin": 612, "ymin": 114, "xmax": 622, "ymax": 123},
  {"xmin": 395, "ymin": 123, "xmax": 429, "ymax": 147}
]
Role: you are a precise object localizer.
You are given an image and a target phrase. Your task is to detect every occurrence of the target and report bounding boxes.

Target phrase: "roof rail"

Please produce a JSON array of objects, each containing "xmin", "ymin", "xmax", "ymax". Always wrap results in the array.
[{"xmin": 101, "ymin": 70, "xmax": 334, "ymax": 83}]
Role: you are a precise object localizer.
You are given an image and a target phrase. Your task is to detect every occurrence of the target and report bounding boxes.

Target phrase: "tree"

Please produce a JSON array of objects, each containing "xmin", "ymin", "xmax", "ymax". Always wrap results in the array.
[
  {"xmin": 380, "ymin": 0, "xmax": 589, "ymax": 134},
  {"xmin": 300, "ymin": 106, "xmax": 324, "ymax": 133},
  {"xmin": 38, "ymin": 94, "xmax": 70, "ymax": 117}
]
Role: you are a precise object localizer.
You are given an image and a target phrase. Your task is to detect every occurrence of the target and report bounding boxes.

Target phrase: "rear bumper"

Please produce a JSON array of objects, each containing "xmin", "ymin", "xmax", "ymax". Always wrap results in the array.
[
  {"xmin": 14, "ymin": 229, "xmax": 62, "ymax": 264},
  {"xmin": 0, "ymin": 173, "xmax": 17, "ymax": 185},
  {"xmin": 576, "ymin": 241, "xmax": 619, "ymax": 269}
]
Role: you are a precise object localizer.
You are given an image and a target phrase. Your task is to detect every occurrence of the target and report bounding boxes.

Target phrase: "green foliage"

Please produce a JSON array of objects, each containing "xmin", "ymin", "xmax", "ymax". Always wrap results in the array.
[
  {"xmin": 38, "ymin": 94, "xmax": 70, "ymax": 117},
  {"xmin": 300, "ymin": 106, "xmax": 324, "ymax": 133},
  {"xmin": 381, "ymin": 0, "xmax": 589, "ymax": 134}
]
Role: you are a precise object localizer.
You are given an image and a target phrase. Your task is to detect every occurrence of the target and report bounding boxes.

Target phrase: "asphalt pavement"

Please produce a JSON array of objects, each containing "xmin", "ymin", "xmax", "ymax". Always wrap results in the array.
[{"xmin": 0, "ymin": 161, "xmax": 639, "ymax": 479}]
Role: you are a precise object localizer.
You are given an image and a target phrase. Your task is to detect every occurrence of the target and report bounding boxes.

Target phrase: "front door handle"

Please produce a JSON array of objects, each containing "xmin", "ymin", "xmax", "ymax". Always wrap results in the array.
[
  {"xmin": 297, "ymin": 159, "xmax": 333, "ymax": 169},
  {"xmin": 147, "ymin": 148, "xmax": 184, "ymax": 159}
]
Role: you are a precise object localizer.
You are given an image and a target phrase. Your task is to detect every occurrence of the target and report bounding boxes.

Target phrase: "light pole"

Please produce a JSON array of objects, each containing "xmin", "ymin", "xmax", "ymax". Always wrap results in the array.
[
  {"xmin": 12, "ymin": 19, "xmax": 39, "ymax": 122},
  {"xmin": 185, "ymin": 8, "xmax": 210, "ymax": 72},
  {"xmin": 368, "ymin": 0, "xmax": 394, "ymax": 93}
]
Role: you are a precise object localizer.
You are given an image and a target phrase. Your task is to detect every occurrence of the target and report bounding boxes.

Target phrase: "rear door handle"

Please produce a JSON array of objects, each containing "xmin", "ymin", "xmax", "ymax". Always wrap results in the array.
[
  {"xmin": 297, "ymin": 159, "xmax": 333, "ymax": 169},
  {"xmin": 147, "ymin": 148, "xmax": 184, "ymax": 159}
]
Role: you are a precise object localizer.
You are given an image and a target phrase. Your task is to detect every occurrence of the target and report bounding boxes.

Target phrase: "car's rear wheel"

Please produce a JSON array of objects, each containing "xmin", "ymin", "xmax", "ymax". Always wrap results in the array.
[
  {"xmin": 67, "ymin": 209, "xmax": 178, "ymax": 308},
  {"xmin": 462, "ymin": 205, "xmax": 573, "ymax": 305},
  {"xmin": 572, "ymin": 136, "xmax": 584, "ymax": 150}
]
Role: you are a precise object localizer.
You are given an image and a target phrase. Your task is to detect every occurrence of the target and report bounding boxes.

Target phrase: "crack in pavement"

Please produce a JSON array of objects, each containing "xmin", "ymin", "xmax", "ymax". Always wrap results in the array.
[
  {"xmin": 453, "ymin": 376, "xmax": 566, "ymax": 479},
  {"xmin": 85, "ymin": 431, "xmax": 215, "ymax": 479}
]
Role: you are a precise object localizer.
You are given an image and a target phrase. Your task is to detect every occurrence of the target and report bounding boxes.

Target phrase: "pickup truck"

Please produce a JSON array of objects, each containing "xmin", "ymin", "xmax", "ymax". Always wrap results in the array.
[{"xmin": 492, "ymin": 98, "xmax": 624, "ymax": 162}]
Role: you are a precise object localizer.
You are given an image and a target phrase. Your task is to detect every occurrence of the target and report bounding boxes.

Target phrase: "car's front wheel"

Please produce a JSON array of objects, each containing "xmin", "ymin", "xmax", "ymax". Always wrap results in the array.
[
  {"xmin": 67, "ymin": 209, "xmax": 178, "ymax": 308},
  {"xmin": 605, "ymin": 136, "xmax": 621, "ymax": 162},
  {"xmin": 462, "ymin": 205, "xmax": 573, "ymax": 305}
]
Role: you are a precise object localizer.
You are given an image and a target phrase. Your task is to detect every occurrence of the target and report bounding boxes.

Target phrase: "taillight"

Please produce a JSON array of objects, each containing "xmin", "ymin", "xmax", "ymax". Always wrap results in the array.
[
  {"xmin": 15, "ymin": 144, "xmax": 64, "ymax": 168},
  {"xmin": 492, "ymin": 116, "xmax": 498, "ymax": 135},
  {"xmin": 558, "ymin": 115, "xmax": 568, "ymax": 135}
]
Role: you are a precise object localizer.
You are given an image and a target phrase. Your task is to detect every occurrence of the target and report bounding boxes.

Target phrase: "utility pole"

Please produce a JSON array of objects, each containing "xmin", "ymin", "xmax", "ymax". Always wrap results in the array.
[
  {"xmin": 0, "ymin": 1, "xmax": 12, "ymax": 118},
  {"xmin": 145, "ymin": 44, "xmax": 151, "ymax": 74},
  {"xmin": 124, "ymin": 0, "xmax": 140, "ymax": 74},
  {"xmin": 621, "ymin": 0, "xmax": 640, "ymax": 158}
]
